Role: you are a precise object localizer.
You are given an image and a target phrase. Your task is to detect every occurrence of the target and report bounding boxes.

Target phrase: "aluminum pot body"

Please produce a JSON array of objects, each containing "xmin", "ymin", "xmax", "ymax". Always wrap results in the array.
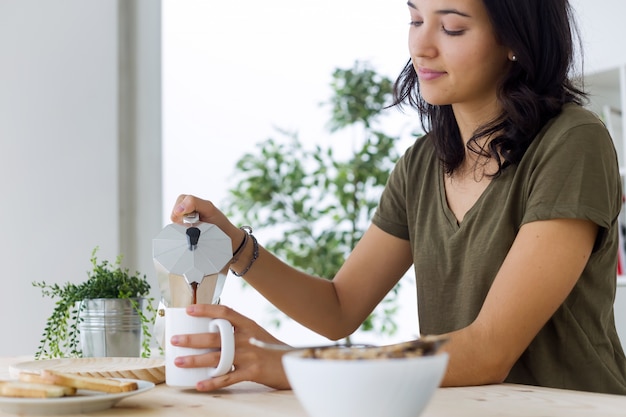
[{"xmin": 78, "ymin": 298, "xmax": 144, "ymax": 357}]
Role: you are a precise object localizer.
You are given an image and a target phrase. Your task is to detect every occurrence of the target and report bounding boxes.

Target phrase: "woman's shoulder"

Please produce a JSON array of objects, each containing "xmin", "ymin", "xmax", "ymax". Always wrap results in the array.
[
  {"xmin": 535, "ymin": 103, "xmax": 613, "ymax": 149},
  {"xmin": 547, "ymin": 103, "xmax": 607, "ymax": 133},
  {"xmin": 386, "ymin": 133, "xmax": 438, "ymax": 186},
  {"xmin": 523, "ymin": 103, "xmax": 619, "ymax": 177}
]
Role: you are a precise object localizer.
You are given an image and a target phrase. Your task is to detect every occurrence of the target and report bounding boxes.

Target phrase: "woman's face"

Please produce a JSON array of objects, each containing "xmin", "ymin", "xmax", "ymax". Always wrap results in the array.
[{"xmin": 407, "ymin": 0, "xmax": 512, "ymax": 111}]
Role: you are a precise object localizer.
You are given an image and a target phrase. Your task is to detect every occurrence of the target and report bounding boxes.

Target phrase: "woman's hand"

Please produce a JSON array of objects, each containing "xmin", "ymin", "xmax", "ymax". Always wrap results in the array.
[
  {"xmin": 169, "ymin": 304, "xmax": 292, "ymax": 391},
  {"xmin": 170, "ymin": 194, "xmax": 245, "ymax": 255}
]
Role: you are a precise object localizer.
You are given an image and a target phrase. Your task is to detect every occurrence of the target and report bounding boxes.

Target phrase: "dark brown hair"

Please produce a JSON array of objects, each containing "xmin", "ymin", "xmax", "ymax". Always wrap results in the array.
[{"xmin": 392, "ymin": 0, "xmax": 587, "ymax": 176}]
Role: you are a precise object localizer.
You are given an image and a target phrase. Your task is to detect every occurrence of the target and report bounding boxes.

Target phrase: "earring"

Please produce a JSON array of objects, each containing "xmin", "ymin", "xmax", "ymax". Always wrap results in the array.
[{"xmin": 511, "ymin": 55, "xmax": 517, "ymax": 62}]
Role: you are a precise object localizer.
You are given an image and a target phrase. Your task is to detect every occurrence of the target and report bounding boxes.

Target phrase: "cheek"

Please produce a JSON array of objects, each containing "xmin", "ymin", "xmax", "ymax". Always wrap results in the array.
[
  {"xmin": 475, "ymin": 42, "xmax": 510, "ymax": 74},
  {"xmin": 457, "ymin": 47, "xmax": 508, "ymax": 82},
  {"xmin": 442, "ymin": 46, "xmax": 477, "ymax": 71},
  {"xmin": 479, "ymin": 55, "xmax": 510, "ymax": 86}
]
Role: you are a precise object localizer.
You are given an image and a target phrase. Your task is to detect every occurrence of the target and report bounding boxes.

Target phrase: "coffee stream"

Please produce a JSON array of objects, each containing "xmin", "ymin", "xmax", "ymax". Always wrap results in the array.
[{"xmin": 191, "ymin": 281, "xmax": 199, "ymax": 305}]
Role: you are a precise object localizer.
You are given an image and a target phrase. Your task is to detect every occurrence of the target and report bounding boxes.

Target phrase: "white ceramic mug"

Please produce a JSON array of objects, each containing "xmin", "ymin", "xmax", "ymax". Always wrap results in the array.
[{"xmin": 165, "ymin": 307, "xmax": 235, "ymax": 387}]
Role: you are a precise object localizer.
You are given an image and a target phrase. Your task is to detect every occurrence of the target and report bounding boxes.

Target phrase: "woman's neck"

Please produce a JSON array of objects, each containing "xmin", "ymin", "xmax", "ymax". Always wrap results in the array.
[{"xmin": 452, "ymin": 100, "xmax": 502, "ymax": 145}]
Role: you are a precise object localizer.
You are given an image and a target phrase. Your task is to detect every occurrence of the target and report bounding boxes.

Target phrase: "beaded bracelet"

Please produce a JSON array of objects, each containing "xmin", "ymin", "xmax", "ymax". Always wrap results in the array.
[{"xmin": 230, "ymin": 233, "xmax": 259, "ymax": 277}]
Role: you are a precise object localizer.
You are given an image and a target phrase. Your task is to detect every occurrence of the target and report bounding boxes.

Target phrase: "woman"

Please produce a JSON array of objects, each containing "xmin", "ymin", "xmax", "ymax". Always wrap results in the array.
[{"xmin": 169, "ymin": 0, "xmax": 626, "ymax": 394}]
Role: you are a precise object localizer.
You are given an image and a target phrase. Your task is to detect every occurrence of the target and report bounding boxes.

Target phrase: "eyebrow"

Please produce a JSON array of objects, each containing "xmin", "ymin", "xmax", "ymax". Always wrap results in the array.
[{"xmin": 406, "ymin": 1, "xmax": 471, "ymax": 18}]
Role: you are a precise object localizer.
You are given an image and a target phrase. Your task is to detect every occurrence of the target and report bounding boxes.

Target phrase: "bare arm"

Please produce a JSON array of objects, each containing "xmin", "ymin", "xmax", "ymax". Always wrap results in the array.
[
  {"xmin": 439, "ymin": 218, "xmax": 598, "ymax": 386},
  {"xmin": 171, "ymin": 195, "xmax": 597, "ymax": 387},
  {"xmin": 239, "ymin": 225, "xmax": 413, "ymax": 339},
  {"xmin": 171, "ymin": 195, "xmax": 413, "ymax": 340}
]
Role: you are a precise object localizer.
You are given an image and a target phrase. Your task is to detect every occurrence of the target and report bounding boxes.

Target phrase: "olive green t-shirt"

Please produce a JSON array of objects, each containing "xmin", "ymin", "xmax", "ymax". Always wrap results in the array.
[{"xmin": 373, "ymin": 104, "xmax": 626, "ymax": 394}]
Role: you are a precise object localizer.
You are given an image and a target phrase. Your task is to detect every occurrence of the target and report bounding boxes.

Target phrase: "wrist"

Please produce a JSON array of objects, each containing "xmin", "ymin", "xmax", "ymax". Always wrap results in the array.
[
  {"xmin": 231, "ymin": 226, "xmax": 250, "ymax": 261},
  {"xmin": 230, "ymin": 227, "xmax": 259, "ymax": 277}
]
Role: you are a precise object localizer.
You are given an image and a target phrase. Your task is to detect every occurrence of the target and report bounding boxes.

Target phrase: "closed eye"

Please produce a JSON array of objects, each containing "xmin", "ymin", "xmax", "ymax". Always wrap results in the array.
[
  {"xmin": 410, "ymin": 21, "xmax": 465, "ymax": 36},
  {"xmin": 442, "ymin": 26, "xmax": 465, "ymax": 36}
]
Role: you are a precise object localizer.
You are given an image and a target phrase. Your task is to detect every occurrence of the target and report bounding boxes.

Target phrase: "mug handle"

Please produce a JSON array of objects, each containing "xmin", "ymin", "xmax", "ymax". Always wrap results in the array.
[{"xmin": 206, "ymin": 319, "xmax": 235, "ymax": 377}]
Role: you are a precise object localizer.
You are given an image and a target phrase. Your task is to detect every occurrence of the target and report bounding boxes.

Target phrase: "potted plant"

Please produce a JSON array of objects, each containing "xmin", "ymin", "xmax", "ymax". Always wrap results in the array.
[
  {"xmin": 33, "ymin": 247, "xmax": 157, "ymax": 359},
  {"xmin": 226, "ymin": 61, "xmax": 417, "ymax": 341}
]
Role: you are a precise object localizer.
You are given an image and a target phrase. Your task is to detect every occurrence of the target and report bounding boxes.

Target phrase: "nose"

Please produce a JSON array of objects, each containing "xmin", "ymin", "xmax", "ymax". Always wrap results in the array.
[{"xmin": 408, "ymin": 24, "xmax": 437, "ymax": 59}]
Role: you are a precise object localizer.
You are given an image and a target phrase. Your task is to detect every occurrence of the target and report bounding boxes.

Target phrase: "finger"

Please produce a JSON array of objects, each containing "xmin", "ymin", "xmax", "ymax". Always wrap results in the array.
[
  {"xmin": 173, "ymin": 351, "xmax": 223, "ymax": 369},
  {"xmin": 171, "ymin": 331, "xmax": 223, "ymax": 349},
  {"xmin": 174, "ymin": 194, "xmax": 187, "ymax": 206},
  {"xmin": 187, "ymin": 304, "xmax": 258, "ymax": 328},
  {"xmin": 196, "ymin": 369, "xmax": 249, "ymax": 392},
  {"xmin": 171, "ymin": 194, "xmax": 194, "ymax": 222},
  {"xmin": 186, "ymin": 304, "xmax": 287, "ymax": 350}
]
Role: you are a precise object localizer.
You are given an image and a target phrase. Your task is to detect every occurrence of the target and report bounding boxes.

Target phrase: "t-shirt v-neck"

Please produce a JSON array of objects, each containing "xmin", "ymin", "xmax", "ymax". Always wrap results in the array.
[{"xmin": 438, "ymin": 166, "xmax": 497, "ymax": 230}]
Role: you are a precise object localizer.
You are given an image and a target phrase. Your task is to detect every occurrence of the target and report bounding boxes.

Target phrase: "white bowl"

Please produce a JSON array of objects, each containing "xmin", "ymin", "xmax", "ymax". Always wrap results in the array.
[{"xmin": 282, "ymin": 350, "xmax": 448, "ymax": 417}]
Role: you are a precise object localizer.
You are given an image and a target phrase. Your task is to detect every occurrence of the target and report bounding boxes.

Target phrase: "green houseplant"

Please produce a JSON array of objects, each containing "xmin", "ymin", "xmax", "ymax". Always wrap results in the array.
[
  {"xmin": 226, "ymin": 61, "xmax": 420, "ymax": 340},
  {"xmin": 33, "ymin": 247, "xmax": 157, "ymax": 359}
]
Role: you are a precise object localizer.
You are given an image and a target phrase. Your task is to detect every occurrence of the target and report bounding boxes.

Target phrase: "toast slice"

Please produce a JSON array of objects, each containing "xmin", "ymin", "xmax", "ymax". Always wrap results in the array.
[
  {"xmin": 17, "ymin": 372, "xmax": 77, "ymax": 395},
  {"xmin": 39, "ymin": 370, "xmax": 138, "ymax": 393},
  {"xmin": 0, "ymin": 380, "xmax": 70, "ymax": 398}
]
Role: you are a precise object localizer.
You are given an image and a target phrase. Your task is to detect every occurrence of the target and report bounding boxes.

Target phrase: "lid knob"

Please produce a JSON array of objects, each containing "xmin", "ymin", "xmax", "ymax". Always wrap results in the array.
[{"xmin": 186, "ymin": 227, "xmax": 201, "ymax": 250}]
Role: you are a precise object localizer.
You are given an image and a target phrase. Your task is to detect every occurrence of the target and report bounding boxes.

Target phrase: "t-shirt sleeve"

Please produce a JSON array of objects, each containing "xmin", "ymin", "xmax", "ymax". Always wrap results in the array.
[
  {"xmin": 522, "ymin": 120, "xmax": 622, "ymax": 234},
  {"xmin": 372, "ymin": 149, "xmax": 411, "ymax": 240}
]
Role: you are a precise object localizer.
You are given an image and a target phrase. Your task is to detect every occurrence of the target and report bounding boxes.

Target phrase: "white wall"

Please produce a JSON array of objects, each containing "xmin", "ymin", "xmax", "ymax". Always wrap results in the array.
[
  {"xmin": 571, "ymin": 0, "xmax": 626, "ymax": 73},
  {"xmin": 0, "ymin": 0, "xmax": 161, "ymax": 356}
]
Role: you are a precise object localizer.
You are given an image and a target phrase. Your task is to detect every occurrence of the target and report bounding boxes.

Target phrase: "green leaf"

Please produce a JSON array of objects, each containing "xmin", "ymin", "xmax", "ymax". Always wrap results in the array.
[
  {"xmin": 224, "ymin": 60, "xmax": 415, "ymax": 339},
  {"xmin": 32, "ymin": 247, "xmax": 159, "ymax": 359}
]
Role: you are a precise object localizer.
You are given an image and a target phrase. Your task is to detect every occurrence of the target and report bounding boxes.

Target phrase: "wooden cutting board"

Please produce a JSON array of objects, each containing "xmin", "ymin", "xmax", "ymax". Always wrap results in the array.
[{"xmin": 9, "ymin": 357, "xmax": 165, "ymax": 384}]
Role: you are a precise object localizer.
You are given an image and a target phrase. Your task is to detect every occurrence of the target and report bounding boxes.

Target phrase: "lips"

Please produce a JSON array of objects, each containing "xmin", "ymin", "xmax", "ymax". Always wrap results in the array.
[{"xmin": 417, "ymin": 67, "xmax": 446, "ymax": 81}]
